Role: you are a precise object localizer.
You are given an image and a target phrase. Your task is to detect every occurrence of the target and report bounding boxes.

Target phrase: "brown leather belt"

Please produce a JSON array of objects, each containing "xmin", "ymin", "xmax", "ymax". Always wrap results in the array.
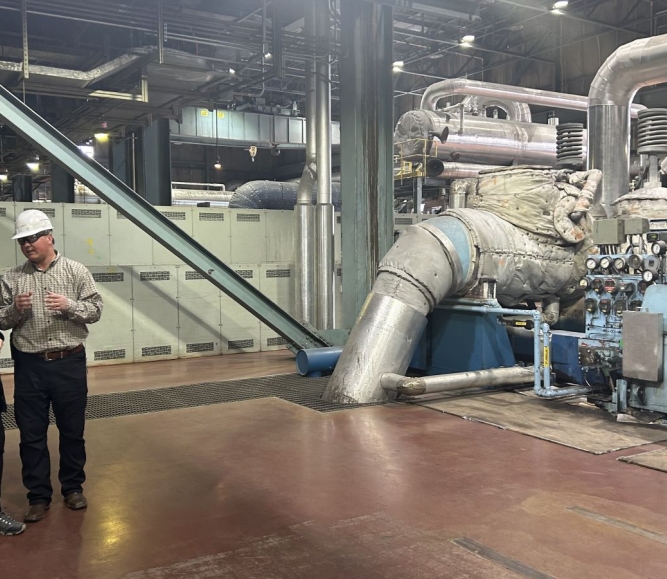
[{"xmin": 40, "ymin": 344, "xmax": 84, "ymax": 361}]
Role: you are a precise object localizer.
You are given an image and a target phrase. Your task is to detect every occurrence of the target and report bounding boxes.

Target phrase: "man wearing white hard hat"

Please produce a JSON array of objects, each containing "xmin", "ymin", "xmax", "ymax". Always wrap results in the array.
[{"xmin": 0, "ymin": 209, "xmax": 102, "ymax": 523}]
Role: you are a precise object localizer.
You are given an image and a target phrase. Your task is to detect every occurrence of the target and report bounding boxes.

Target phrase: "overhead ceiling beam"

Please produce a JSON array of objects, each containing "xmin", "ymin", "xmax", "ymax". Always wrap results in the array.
[{"xmin": 360, "ymin": 0, "xmax": 480, "ymax": 21}]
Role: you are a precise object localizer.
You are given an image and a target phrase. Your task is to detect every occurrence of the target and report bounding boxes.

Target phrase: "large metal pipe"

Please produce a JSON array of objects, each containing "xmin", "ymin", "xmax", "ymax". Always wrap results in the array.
[
  {"xmin": 421, "ymin": 78, "xmax": 644, "ymax": 117},
  {"xmin": 460, "ymin": 95, "xmax": 531, "ymax": 123},
  {"xmin": 315, "ymin": 0, "xmax": 334, "ymax": 329},
  {"xmin": 322, "ymin": 208, "xmax": 584, "ymax": 404},
  {"xmin": 395, "ymin": 110, "xmax": 561, "ymax": 166},
  {"xmin": 588, "ymin": 34, "xmax": 667, "ymax": 216},
  {"xmin": 426, "ymin": 159, "xmax": 501, "ymax": 180},
  {"xmin": 229, "ymin": 180, "xmax": 342, "ymax": 209},
  {"xmin": 380, "ymin": 366, "xmax": 535, "ymax": 396},
  {"xmin": 295, "ymin": 1, "xmax": 317, "ymax": 324}
]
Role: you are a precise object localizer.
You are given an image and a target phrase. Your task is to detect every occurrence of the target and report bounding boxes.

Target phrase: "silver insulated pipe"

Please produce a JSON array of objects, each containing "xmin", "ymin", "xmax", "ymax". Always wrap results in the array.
[
  {"xmin": 421, "ymin": 78, "xmax": 644, "ymax": 117},
  {"xmin": 315, "ymin": 0, "xmax": 334, "ymax": 330},
  {"xmin": 588, "ymin": 34, "xmax": 667, "ymax": 217},
  {"xmin": 394, "ymin": 109, "xmax": 561, "ymax": 166},
  {"xmin": 295, "ymin": 1, "xmax": 317, "ymax": 325}
]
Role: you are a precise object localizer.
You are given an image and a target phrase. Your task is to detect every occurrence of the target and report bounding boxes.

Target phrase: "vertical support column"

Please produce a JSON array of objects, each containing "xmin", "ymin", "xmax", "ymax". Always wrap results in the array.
[
  {"xmin": 412, "ymin": 176, "xmax": 422, "ymax": 214},
  {"xmin": 315, "ymin": 0, "xmax": 334, "ymax": 330},
  {"xmin": 51, "ymin": 164, "xmax": 75, "ymax": 203},
  {"xmin": 339, "ymin": 0, "xmax": 394, "ymax": 329},
  {"xmin": 295, "ymin": 1, "xmax": 317, "ymax": 325},
  {"xmin": 136, "ymin": 118, "xmax": 171, "ymax": 206},
  {"xmin": 13, "ymin": 174, "xmax": 32, "ymax": 202},
  {"xmin": 110, "ymin": 136, "xmax": 133, "ymax": 188}
]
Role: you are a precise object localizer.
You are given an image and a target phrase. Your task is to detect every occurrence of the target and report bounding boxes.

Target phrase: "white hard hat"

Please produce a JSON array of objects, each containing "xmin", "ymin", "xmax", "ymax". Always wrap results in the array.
[{"xmin": 12, "ymin": 209, "xmax": 54, "ymax": 239}]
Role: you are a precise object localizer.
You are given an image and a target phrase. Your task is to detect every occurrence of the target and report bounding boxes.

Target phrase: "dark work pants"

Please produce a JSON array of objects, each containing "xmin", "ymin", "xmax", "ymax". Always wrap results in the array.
[
  {"xmin": 0, "ymin": 417, "xmax": 4, "ymax": 502},
  {"xmin": 13, "ymin": 349, "xmax": 87, "ymax": 505}
]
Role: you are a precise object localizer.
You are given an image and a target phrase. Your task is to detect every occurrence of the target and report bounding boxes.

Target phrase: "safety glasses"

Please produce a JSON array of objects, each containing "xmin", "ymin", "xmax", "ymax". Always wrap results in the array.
[{"xmin": 17, "ymin": 230, "xmax": 51, "ymax": 245}]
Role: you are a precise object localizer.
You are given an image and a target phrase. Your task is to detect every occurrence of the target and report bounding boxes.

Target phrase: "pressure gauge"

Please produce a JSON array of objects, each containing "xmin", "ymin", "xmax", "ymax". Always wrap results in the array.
[
  {"xmin": 584, "ymin": 298, "xmax": 598, "ymax": 314},
  {"xmin": 599, "ymin": 299, "xmax": 612, "ymax": 315},
  {"xmin": 603, "ymin": 278, "xmax": 619, "ymax": 294},
  {"xmin": 642, "ymin": 269, "xmax": 655, "ymax": 283},
  {"xmin": 613, "ymin": 300, "xmax": 627, "ymax": 316},
  {"xmin": 620, "ymin": 282, "xmax": 636, "ymax": 295},
  {"xmin": 585, "ymin": 257, "xmax": 599, "ymax": 271},
  {"xmin": 630, "ymin": 300, "xmax": 643, "ymax": 311},
  {"xmin": 591, "ymin": 278, "xmax": 605, "ymax": 294},
  {"xmin": 613, "ymin": 257, "xmax": 627, "ymax": 272},
  {"xmin": 651, "ymin": 241, "xmax": 667, "ymax": 256},
  {"xmin": 628, "ymin": 254, "xmax": 643, "ymax": 270},
  {"xmin": 599, "ymin": 256, "xmax": 612, "ymax": 270},
  {"xmin": 578, "ymin": 278, "xmax": 590, "ymax": 290},
  {"xmin": 638, "ymin": 280, "xmax": 649, "ymax": 293}
]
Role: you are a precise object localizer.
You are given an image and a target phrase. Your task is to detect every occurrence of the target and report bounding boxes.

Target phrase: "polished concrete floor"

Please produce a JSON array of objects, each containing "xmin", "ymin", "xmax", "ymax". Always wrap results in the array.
[{"xmin": 1, "ymin": 352, "xmax": 667, "ymax": 578}]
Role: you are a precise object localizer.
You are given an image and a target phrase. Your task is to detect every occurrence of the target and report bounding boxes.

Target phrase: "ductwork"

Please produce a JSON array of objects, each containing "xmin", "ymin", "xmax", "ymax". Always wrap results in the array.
[
  {"xmin": 588, "ymin": 34, "xmax": 667, "ymax": 216},
  {"xmin": 322, "ymin": 167, "xmax": 599, "ymax": 404},
  {"xmin": 171, "ymin": 188, "xmax": 233, "ymax": 207},
  {"xmin": 421, "ymin": 78, "xmax": 644, "ymax": 117},
  {"xmin": 229, "ymin": 180, "xmax": 342, "ymax": 210},
  {"xmin": 0, "ymin": 51, "xmax": 148, "ymax": 88}
]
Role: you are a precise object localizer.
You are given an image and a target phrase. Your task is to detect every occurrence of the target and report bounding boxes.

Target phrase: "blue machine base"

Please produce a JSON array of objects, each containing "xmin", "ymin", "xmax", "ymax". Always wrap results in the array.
[{"xmin": 410, "ymin": 307, "xmax": 516, "ymax": 375}]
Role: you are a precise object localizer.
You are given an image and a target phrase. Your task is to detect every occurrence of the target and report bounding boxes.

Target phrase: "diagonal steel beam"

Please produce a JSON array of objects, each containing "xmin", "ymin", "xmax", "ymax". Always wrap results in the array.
[{"xmin": 0, "ymin": 83, "xmax": 329, "ymax": 352}]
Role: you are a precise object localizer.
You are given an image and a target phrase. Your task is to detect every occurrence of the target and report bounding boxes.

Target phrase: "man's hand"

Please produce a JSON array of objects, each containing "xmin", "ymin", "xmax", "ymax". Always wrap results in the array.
[
  {"xmin": 45, "ymin": 291, "xmax": 69, "ymax": 313},
  {"xmin": 15, "ymin": 292, "xmax": 33, "ymax": 313}
]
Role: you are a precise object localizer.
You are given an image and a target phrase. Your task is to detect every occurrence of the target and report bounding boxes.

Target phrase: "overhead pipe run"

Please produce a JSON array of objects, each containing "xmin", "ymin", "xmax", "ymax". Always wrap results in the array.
[
  {"xmin": 421, "ymin": 78, "xmax": 645, "ymax": 117},
  {"xmin": 588, "ymin": 34, "xmax": 667, "ymax": 217}
]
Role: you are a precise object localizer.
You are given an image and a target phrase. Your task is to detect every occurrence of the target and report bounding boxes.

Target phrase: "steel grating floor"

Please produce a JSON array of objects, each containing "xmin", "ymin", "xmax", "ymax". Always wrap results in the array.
[{"xmin": 0, "ymin": 373, "xmax": 380, "ymax": 430}]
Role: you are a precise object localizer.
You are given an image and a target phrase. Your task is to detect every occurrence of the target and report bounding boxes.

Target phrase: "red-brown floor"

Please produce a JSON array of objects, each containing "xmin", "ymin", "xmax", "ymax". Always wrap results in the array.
[{"xmin": 1, "ymin": 354, "xmax": 667, "ymax": 578}]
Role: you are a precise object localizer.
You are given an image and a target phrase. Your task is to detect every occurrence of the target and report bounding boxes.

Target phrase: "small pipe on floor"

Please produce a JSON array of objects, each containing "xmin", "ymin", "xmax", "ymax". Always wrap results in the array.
[{"xmin": 381, "ymin": 366, "xmax": 535, "ymax": 396}]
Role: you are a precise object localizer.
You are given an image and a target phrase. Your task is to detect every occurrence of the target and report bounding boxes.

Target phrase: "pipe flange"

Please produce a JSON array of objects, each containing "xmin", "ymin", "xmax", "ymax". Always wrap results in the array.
[{"xmin": 419, "ymin": 222, "xmax": 465, "ymax": 292}]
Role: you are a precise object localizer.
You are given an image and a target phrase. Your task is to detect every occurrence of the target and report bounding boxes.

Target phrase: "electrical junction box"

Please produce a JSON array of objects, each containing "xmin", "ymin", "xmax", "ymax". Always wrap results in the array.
[
  {"xmin": 622, "ymin": 311, "xmax": 664, "ymax": 383},
  {"xmin": 623, "ymin": 218, "xmax": 650, "ymax": 235},
  {"xmin": 593, "ymin": 219, "xmax": 624, "ymax": 245}
]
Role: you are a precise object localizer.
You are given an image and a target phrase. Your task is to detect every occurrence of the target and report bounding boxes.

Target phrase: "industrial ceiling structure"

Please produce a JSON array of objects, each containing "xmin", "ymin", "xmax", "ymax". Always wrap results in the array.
[{"xmin": 0, "ymin": 0, "xmax": 663, "ymax": 178}]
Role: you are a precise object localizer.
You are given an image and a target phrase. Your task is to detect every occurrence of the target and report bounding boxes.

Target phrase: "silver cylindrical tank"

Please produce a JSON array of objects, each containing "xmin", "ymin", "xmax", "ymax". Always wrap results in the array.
[{"xmin": 394, "ymin": 109, "xmax": 558, "ymax": 166}]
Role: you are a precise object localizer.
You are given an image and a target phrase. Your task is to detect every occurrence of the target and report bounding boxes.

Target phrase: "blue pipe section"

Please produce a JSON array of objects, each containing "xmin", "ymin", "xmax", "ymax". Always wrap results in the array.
[
  {"xmin": 296, "ymin": 346, "xmax": 344, "ymax": 377},
  {"xmin": 426, "ymin": 216, "xmax": 473, "ymax": 283}
]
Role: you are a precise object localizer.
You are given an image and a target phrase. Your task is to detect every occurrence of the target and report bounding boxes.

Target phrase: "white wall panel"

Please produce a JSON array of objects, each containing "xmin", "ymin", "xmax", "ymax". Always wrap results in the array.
[
  {"xmin": 62, "ymin": 204, "xmax": 110, "ymax": 266},
  {"xmin": 0, "ymin": 203, "xmax": 17, "ymax": 269},
  {"xmin": 152, "ymin": 207, "xmax": 193, "ymax": 265},
  {"xmin": 177, "ymin": 267, "xmax": 222, "ymax": 358},
  {"xmin": 131, "ymin": 266, "xmax": 179, "ymax": 362},
  {"xmin": 192, "ymin": 207, "xmax": 231, "ymax": 263},
  {"xmin": 109, "ymin": 207, "xmax": 153, "ymax": 265},
  {"xmin": 221, "ymin": 264, "xmax": 260, "ymax": 353},
  {"xmin": 86, "ymin": 266, "xmax": 134, "ymax": 366},
  {"xmin": 265, "ymin": 210, "xmax": 295, "ymax": 262},
  {"xmin": 230, "ymin": 209, "xmax": 267, "ymax": 263},
  {"xmin": 259, "ymin": 263, "xmax": 294, "ymax": 351}
]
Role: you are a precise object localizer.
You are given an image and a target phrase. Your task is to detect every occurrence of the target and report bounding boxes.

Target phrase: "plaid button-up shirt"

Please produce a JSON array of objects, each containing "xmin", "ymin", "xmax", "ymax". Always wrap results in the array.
[{"xmin": 0, "ymin": 252, "xmax": 103, "ymax": 354}]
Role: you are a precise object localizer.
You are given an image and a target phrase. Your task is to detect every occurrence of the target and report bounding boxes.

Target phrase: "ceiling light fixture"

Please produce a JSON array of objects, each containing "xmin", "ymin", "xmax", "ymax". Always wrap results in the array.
[
  {"xmin": 94, "ymin": 120, "xmax": 109, "ymax": 141},
  {"xmin": 0, "ymin": 168, "xmax": 8, "ymax": 182},
  {"xmin": 392, "ymin": 60, "xmax": 404, "ymax": 68},
  {"xmin": 264, "ymin": 52, "xmax": 272, "ymax": 59},
  {"xmin": 26, "ymin": 155, "xmax": 40, "ymax": 172},
  {"xmin": 553, "ymin": 0, "xmax": 568, "ymax": 9},
  {"xmin": 461, "ymin": 34, "xmax": 475, "ymax": 44},
  {"xmin": 214, "ymin": 157, "xmax": 222, "ymax": 170},
  {"xmin": 229, "ymin": 67, "xmax": 236, "ymax": 75}
]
